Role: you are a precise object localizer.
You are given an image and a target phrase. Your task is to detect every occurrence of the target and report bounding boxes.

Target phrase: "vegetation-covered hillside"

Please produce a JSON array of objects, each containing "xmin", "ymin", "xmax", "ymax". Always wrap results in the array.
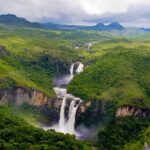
[
  {"xmin": 68, "ymin": 41, "xmax": 150, "ymax": 108},
  {"xmin": 98, "ymin": 116, "xmax": 150, "ymax": 150},
  {"xmin": 0, "ymin": 23, "xmax": 119, "ymax": 96},
  {"xmin": 0, "ymin": 106, "xmax": 91, "ymax": 150},
  {"xmin": 0, "ymin": 24, "xmax": 81, "ymax": 96}
]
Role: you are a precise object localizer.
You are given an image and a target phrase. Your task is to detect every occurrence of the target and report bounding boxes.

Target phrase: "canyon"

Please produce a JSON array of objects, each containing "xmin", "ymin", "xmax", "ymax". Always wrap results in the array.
[{"xmin": 0, "ymin": 61, "xmax": 149, "ymax": 138}]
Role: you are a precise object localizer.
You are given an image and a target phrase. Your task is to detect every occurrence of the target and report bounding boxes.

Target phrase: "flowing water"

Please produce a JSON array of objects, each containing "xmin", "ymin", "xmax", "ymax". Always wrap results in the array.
[
  {"xmin": 53, "ymin": 87, "xmax": 67, "ymax": 98},
  {"xmin": 46, "ymin": 62, "xmax": 84, "ymax": 135},
  {"xmin": 58, "ymin": 95, "xmax": 81, "ymax": 134},
  {"xmin": 70, "ymin": 63, "xmax": 75, "ymax": 80},
  {"xmin": 66, "ymin": 98, "xmax": 81, "ymax": 134},
  {"xmin": 58, "ymin": 95, "xmax": 67, "ymax": 131}
]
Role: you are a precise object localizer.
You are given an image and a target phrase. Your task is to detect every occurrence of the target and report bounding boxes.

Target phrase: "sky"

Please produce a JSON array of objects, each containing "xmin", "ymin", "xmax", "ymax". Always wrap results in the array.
[{"xmin": 0, "ymin": 0, "xmax": 150, "ymax": 27}]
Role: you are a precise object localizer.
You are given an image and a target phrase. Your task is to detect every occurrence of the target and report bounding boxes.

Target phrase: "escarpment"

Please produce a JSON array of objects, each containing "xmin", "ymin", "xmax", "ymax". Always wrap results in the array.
[
  {"xmin": 0, "ymin": 86, "xmax": 109, "ymax": 117},
  {"xmin": 116, "ymin": 105, "xmax": 150, "ymax": 117},
  {"xmin": 0, "ymin": 87, "xmax": 61, "ymax": 108},
  {"xmin": 1, "ymin": 86, "xmax": 149, "ymax": 124},
  {"xmin": 0, "ymin": 87, "xmax": 90, "ymax": 113}
]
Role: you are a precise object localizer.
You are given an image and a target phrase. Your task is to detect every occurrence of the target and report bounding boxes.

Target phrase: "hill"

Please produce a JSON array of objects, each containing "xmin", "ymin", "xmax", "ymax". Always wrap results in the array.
[
  {"xmin": 68, "ymin": 41, "xmax": 150, "ymax": 108},
  {"xmin": 0, "ymin": 14, "xmax": 41, "ymax": 28},
  {"xmin": 0, "ymin": 24, "xmax": 83, "ymax": 97}
]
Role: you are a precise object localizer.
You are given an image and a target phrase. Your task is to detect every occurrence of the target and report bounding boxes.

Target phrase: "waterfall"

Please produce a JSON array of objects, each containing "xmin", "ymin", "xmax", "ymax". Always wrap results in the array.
[
  {"xmin": 58, "ymin": 95, "xmax": 67, "ymax": 131},
  {"xmin": 68, "ymin": 100, "xmax": 75, "ymax": 118},
  {"xmin": 58, "ymin": 94, "xmax": 81, "ymax": 134},
  {"xmin": 66, "ymin": 98, "xmax": 81, "ymax": 134},
  {"xmin": 56, "ymin": 63, "xmax": 84, "ymax": 134},
  {"xmin": 69, "ymin": 63, "xmax": 84, "ymax": 80},
  {"xmin": 70, "ymin": 63, "xmax": 75, "ymax": 80},
  {"xmin": 49, "ymin": 62, "xmax": 84, "ymax": 135},
  {"xmin": 76, "ymin": 63, "xmax": 84, "ymax": 74},
  {"xmin": 54, "ymin": 87, "xmax": 67, "ymax": 98}
]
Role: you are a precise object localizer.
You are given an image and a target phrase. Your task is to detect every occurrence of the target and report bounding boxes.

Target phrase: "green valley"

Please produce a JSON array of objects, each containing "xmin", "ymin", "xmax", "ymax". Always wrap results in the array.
[{"xmin": 0, "ymin": 13, "xmax": 149, "ymax": 150}]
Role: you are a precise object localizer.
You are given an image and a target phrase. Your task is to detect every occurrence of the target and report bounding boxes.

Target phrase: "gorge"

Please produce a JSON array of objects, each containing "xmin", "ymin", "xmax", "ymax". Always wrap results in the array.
[{"xmin": 47, "ymin": 62, "xmax": 84, "ymax": 135}]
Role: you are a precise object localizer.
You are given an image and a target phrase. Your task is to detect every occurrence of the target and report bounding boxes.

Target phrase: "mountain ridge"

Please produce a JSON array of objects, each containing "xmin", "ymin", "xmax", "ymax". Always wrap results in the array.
[
  {"xmin": 42, "ymin": 22, "xmax": 124, "ymax": 31},
  {"xmin": 0, "ymin": 14, "xmax": 41, "ymax": 28},
  {"xmin": 0, "ymin": 14, "xmax": 150, "ymax": 32},
  {"xmin": 0, "ymin": 14, "xmax": 124, "ymax": 30}
]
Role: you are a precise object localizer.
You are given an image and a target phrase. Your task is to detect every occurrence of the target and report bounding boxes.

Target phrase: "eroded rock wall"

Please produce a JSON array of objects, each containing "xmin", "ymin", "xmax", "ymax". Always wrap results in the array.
[
  {"xmin": 116, "ymin": 105, "xmax": 150, "ymax": 117},
  {"xmin": 0, "ymin": 87, "xmax": 61, "ymax": 108}
]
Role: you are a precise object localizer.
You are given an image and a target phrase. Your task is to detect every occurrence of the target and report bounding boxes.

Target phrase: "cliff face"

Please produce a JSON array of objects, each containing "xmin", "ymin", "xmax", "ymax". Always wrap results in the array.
[
  {"xmin": 79, "ymin": 101, "xmax": 92, "ymax": 113},
  {"xmin": 0, "ymin": 87, "xmax": 106, "ymax": 118},
  {"xmin": 3, "ymin": 87, "xmax": 149, "ymax": 125},
  {"xmin": 116, "ymin": 105, "xmax": 150, "ymax": 117},
  {"xmin": 0, "ymin": 87, "xmax": 92, "ymax": 111},
  {"xmin": 2, "ymin": 87, "xmax": 149, "ymax": 115},
  {"xmin": 76, "ymin": 100, "xmax": 113, "ymax": 126},
  {"xmin": 0, "ymin": 87, "xmax": 62, "ymax": 110}
]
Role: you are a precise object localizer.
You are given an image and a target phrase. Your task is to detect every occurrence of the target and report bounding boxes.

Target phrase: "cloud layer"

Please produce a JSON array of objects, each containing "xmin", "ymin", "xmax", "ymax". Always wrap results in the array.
[{"xmin": 0, "ymin": 0, "xmax": 150, "ymax": 27}]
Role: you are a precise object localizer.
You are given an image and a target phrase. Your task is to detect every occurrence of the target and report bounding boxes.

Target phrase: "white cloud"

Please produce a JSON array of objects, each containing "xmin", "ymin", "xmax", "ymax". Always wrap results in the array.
[
  {"xmin": 0, "ymin": 0, "xmax": 149, "ymax": 26},
  {"xmin": 86, "ymin": 2, "xmax": 150, "ymax": 27}
]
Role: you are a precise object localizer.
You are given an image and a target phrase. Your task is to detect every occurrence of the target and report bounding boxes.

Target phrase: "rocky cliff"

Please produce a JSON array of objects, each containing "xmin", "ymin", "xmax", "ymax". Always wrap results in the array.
[
  {"xmin": 2, "ymin": 87, "xmax": 149, "ymax": 117},
  {"xmin": 0, "ymin": 87, "xmax": 105, "ymax": 119},
  {"xmin": 3, "ymin": 87, "xmax": 148, "ymax": 126},
  {"xmin": 0, "ymin": 87, "xmax": 62, "ymax": 109},
  {"xmin": 76, "ymin": 100, "xmax": 114, "ymax": 126},
  {"xmin": 0, "ymin": 87, "xmax": 91, "ymax": 111},
  {"xmin": 116, "ymin": 105, "xmax": 150, "ymax": 117}
]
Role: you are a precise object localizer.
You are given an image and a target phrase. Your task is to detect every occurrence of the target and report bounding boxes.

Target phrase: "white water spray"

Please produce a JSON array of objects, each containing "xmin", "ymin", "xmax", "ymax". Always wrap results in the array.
[
  {"xmin": 68, "ymin": 100, "xmax": 75, "ymax": 118},
  {"xmin": 76, "ymin": 63, "xmax": 84, "ymax": 74},
  {"xmin": 70, "ymin": 62, "xmax": 84, "ymax": 79},
  {"xmin": 54, "ymin": 87, "xmax": 67, "ymax": 98},
  {"xmin": 66, "ymin": 98, "xmax": 81, "ymax": 134},
  {"xmin": 58, "ymin": 95, "xmax": 67, "ymax": 131},
  {"xmin": 58, "ymin": 95, "xmax": 81, "ymax": 134}
]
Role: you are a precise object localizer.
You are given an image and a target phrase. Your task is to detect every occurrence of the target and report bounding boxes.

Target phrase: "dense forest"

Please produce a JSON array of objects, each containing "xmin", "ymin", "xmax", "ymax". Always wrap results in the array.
[{"xmin": 0, "ymin": 106, "xmax": 92, "ymax": 149}]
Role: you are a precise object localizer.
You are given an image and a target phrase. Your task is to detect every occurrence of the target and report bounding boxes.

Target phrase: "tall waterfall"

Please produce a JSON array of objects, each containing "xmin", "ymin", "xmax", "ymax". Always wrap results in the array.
[
  {"xmin": 70, "ymin": 62, "xmax": 84, "ymax": 79},
  {"xmin": 48, "ymin": 62, "xmax": 84, "ymax": 135},
  {"xmin": 70, "ymin": 63, "xmax": 75, "ymax": 80},
  {"xmin": 68, "ymin": 100, "xmax": 75, "ymax": 118},
  {"xmin": 58, "ymin": 95, "xmax": 67, "ymax": 131},
  {"xmin": 66, "ymin": 98, "xmax": 81, "ymax": 134},
  {"xmin": 58, "ymin": 95, "xmax": 81, "ymax": 134}
]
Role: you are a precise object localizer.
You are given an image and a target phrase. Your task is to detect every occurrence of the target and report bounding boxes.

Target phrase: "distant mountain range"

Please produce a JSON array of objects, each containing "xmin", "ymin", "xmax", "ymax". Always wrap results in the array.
[
  {"xmin": 0, "ymin": 14, "xmax": 41, "ymax": 28},
  {"xmin": 0, "ymin": 14, "xmax": 149, "ymax": 32},
  {"xmin": 43, "ymin": 22, "xmax": 124, "ymax": 31},
  {"xmin": 0, "ymin": 14, "xmax": 124, "ymax": 30}
]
